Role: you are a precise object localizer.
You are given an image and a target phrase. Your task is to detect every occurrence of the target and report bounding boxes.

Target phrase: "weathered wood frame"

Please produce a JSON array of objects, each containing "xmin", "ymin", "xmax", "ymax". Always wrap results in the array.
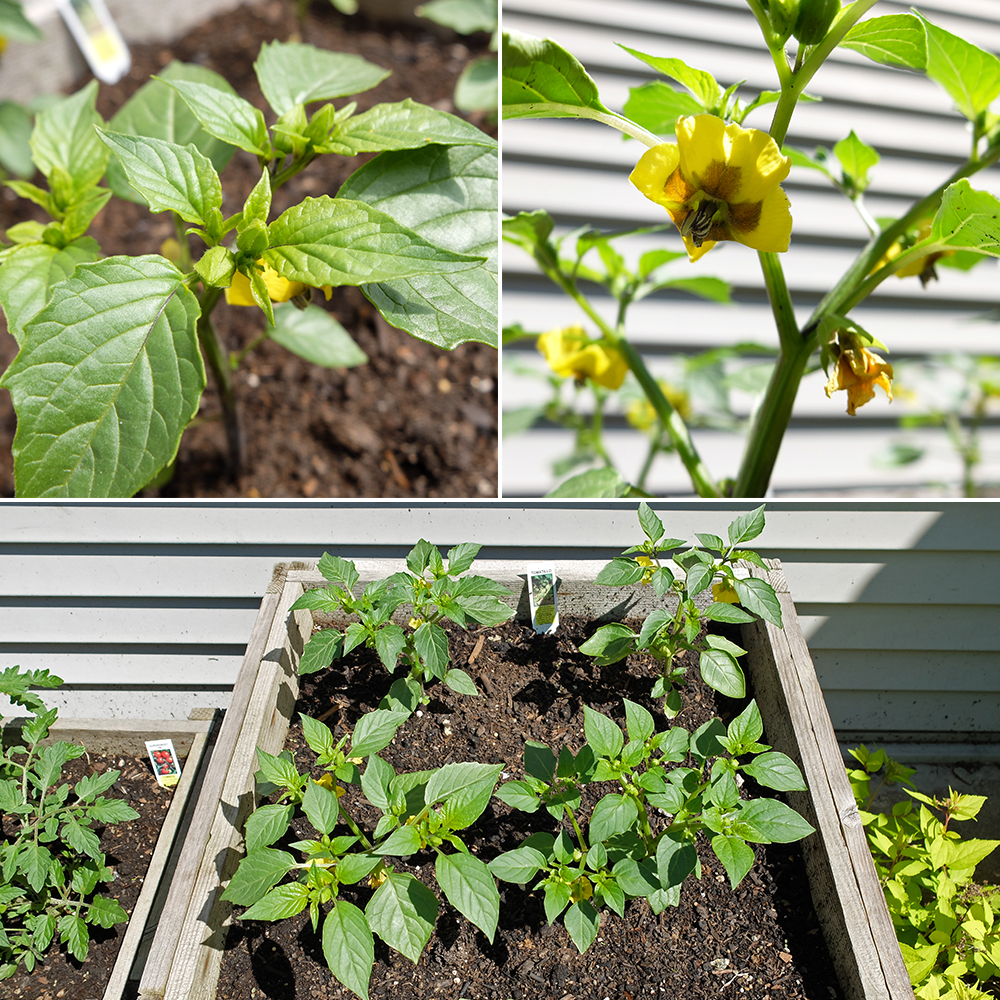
[
  {"xmin": 0, "ymin": 712, "xmax": 216, "ymax": 1000},
  {"xmin": 139, "ymin": 559, "xmax": 913, "ymax": 1000}
]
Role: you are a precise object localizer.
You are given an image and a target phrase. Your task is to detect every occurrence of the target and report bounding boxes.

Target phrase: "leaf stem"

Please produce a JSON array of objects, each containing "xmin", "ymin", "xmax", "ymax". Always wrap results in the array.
[
  {"xmin": 196, "ymin": 287, "xmax": 243, "ymax": 477},
  {"xmin": 509, "ymin": 107, "xmax": 663, "ymax": 148}
]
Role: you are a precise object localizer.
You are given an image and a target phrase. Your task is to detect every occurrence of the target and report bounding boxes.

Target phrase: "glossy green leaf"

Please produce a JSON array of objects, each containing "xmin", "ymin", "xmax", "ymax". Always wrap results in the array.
[
  {"xmin": 699, "ymin": 649, "xmax": 745, "ymax": 699},
  {"xmin": 443, "ymin": 667, "xmax": 479, "ymax": 696},
  {"xmin": 733, "ymin": 578, "xmax": 783, "ymax": 627},
  {"xmin": 0, "ymin": 238, "xmax": 101, "ymax": 345},
  {"xmin": 493, "ymin": 779, "xmax": 540, "ymax": 813},
  {"xmin": 302, "ymin": 778, "xmax": 341, "ymax": 836},
  {"xmin": 264, "ymin": 194, "xmax": 481, "ymax": 293},
  {"xmin": 336, "ymin": 144, "xmax": 497, "ymax": 349},
  {"xmin": 743, "ymin": 752, "xmax": 807, "ymax": 792},
  {"xmin": 623, "ymin": 699, "xmax": 654, "ymax": 743},
  {"xmin": 87, "ymin": 894, "xmax": 128, "ymax": 929},
  {"xmin": 298, "ymin": 628, "xmax": 345, "ymax": 675},
  {"xmin": 546, "ymin": 467, "xmax": 629, "ymax": 497},
  {"xmin": 589, "ymin": 793, "xmax": 638, "ymax": 843},
  {"xmin": 583, "ymin": 706, "xmax": 624, "ymax": 759},
  {"xmin": 221, "ymin": 847, "xmax": 296, "ymax": 905},
  {"xmin": 427, "ymin": 761, "xmax": 502, "ymax": 828},
  {"xmin": 106, "ymin": 62, "xmax": 237, "ymax": 203},
  {"xmin": 502, "ymin": 30, "xmax": 609, "ymax": 119},
  {"xmin": 637, "ymin": 608, "xmax": 672, "ymax": 649},
  {"xmin": 455, "ymin": 56, "xmax": 499, "ymax": 114},
  {"xmin": 594, "ymin": 557, "xmax": 644, "ymax": 586},
  {"xmin": 351, "ymin": 709, "xmax": 409, "ymax": 758},
  {"xmin": 418, "ymin": 0, "xmax": 496, "ymax": 34},
  {"xmin": 97, "ymin": 130, "xmax": 222, "ymax": 225},
  {"xmin": 702, "ymin": 602, "xmax": 754, "ymax": 624},
  {"xmin": 839, "ymin": 13, "xmax": 926, "ymax": 70},
  {"xmin": 928, "ymin": 180, "xmax": 1000, "ymax": 257},
  {"xmin": 656, "ymin": 837, "xmax": 698, "ymax": 889},
  {"xmin": 727, "ymin": 505, "xmax": 766, "ymax": 546},
  {"xmin": 323, "ymin": 901, "xmax": 374, "ymax": 1000},
  {"xmin": 833, "ymin": 131, "xmax": 879, "ymax": 191},
  {"xmin": 921, "ymin": 15, "xmax": 1000, "ymax": 122},
  {"xmin": 376, "ymin": 824, "xmax": 422, "ymax": 856},
  {"xmin": 372, "ymin": 622, "xmax": 405, "ymax": 672},
  {"xmin": 255, "ymin": 41, "xmax": 389, "ymax": 116},
  {"xmin": 711, "ymin": 834, "xmax": 755, "ymax": 889},
  {"xmin": 578, "ymin": 622, "xmax": 636, "ymax": 666},
  {"xmin": 1, "ymin": 255, "xmax": 204, "ymax": 497},
  {"xmin": 622, "ymin": 81, "xmax": 702, "ymax": 136},
  {"xmin": 738, "ymin": 799, "xmax": 815, "ymax": 844},
  {"xmin": 365, "ymin": 872, "xmax": 437, "ymax": 963},
  {"xmin": 436, "ymin": 852, "xmax": 499, "ymax": 942},
  {"xmin": 30, "ymin": 80, "xmax": 108, "ymax": 196},
  {"xmin": 241, "ymin": 882, "xmax": 310, "ymax": 921},
  {"xmin": 487, "ymin": 844, "xmax": 546, "ymax": 882},
  {"xmin": 618, "ymin": 46, "xmax": 720, "ymax": 108},
  {"xmin": 58, "ymin": 914, "xmax": 89, "ymax": 961},
  {"xmin": 564, "ymin": 899, "xmax": 600, "ymax": 954},
  {"xmin": 0, "ymin": 100, "xmax": 34, "ymax": 178},
  {"xmin": 244, "ymin": 804, "xmax": 295, "ymax": 855},
  {"xmin": 360, "ymin": 754, "xmax": 395, "ymax": 811},
  {"xmin": 163, "ymin": 78, "xmax": 269, "ymax": 155},
  {"xmin": 20, "ymin": 843, "xmax": 53, "ymax": 893},
  {"xmin": 323, "ymin": 98, "xmax": 496, "ymax": 155}
]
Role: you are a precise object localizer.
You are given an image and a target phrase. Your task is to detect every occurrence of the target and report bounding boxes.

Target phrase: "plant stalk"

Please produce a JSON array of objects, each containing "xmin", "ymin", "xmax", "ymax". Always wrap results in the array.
[{"xmin": 196, "ymin": 287, "xmax": 243, "ymax": 478}]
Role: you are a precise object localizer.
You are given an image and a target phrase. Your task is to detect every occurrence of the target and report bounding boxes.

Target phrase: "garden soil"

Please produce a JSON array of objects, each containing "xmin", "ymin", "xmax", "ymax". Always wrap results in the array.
[
  {"xmin": 0, "ymin": 1, "xmax": 498, "ymax": 498},
  {"xmin": 217, "ymin": 617, "xmax": 843, "ymax": 1000},
  {"xmin": 2, "ymin": 750, "xmax": 176, "ymax": 1000}
]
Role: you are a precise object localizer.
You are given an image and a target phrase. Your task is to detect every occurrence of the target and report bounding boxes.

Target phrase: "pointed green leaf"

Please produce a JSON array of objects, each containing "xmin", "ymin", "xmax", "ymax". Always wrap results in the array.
[
  {"xmin": 733, "ymin": 578, "xmax": 783, "ymax": 628},
  {"xmin": 335, "ymin": 143, "xmax": 497, "ymax": 349},
  {"xmin": 30, "ymin": 80, "xmax": 108, "ymax": 196},
  {"xmin": 594, "ymin": 558, "xmax": 644, "ymax": 586},
  {"xmin": 0, "ymin": 238, "xmax": 101, "ymax": 344},
  {"xmin": 376, "ymin": 824, "xmax": 422, "ymax": 856},
  {"xmin": 162, "ymin": 78, "xmax": 269, "ymax": 155},
  {"xmin": 241, "ymin": 882, "xmax": 310, "ymax": 921},
  {"xmin": 583, "ymin": 706, "xmax": 624, "ymax": 759},
  {"xmin": 58, "ymin": 913, "xmax": 89, "ymax": 961},
  {"xmin": 426, "ymin": 761, "xmax": 502, "ymax": 829},
  {"xmin": 365, "ymin": 872, "xmax": 437, "ymax": 963},
  {"xmin": 840, "ymin": 13, "xmax": 926, "ymax": 70},
  {"xmin": 62, "ymin": 818, "xmax": 102, "ymax": 859},
  {"xmin": 564, "ymin": 899, "xmax": 600, "ymax": 953},
  {"xmin": 623, "ymin": 699, "xmax": 654, "ymax": 743},
  {"xmin": 588, "ymin": 793, "xmax": 638, "ymax": 843},
  {"xmin": 264, "ymin": 194, "xmax": 482, "ymax": 293},
  {"xmin": 738, "ymin": 799, "xmax": 815, "ymax": 844},
  {"xmin": 221, "ymin": 847, "xmax": 296, "ymax": 905},
  {"xmin": 546, "ymin": 467, "xmax": 630, "ymax": 497},
  {"xmin": 298, "ymin": 628, "xmax": 345, "ymax": 675},
  {"xmin": 244, "ymin": 803, "xmax": 295, "ymax": 855},
  {"xmin": 743, "ymin": 752, "xmax": 807, "ymax": 792},
  {"xmin": 413, "ymin": 621, "xmax": 449, "ymax": 680},
  {"xmin": 372, "ymin": 623, "xmax": 406, "ymax": 672},
  {"xmin": 266, "ymin": 298, "xmax": 369, "ymax": 368},
  {"xmin": 302, "ymin": 778, "xmax": 342, "ymax": 836},
  {"xmin": 351, "ymin": 709, "xmax": 409, "ymax": 758},
  {"xmin": 255, "ymin": 41, "xmax": 389, "ymax": 116},
  {"xmin": 0, "ymin": 100, "xmax": 37, "ymax": 179},
  {"xmin": 617, "ymin": 46, "xmax": 721, "ymax": 108},
  {"xmin": 443, "ymin": 668, "xmax": 479, "ymax": 696},
  {"xmin": 323, "ymin": 901, "xmax": 374, "ymax": 1000},
  {"xmin": 1, "ymin": 255, "xmax": 204, "ymax": 497},
  {"xmin": 502, "ymin": 30, "xmax": 608, "ymax": 119},
  {"xmin": 20, "ymin": 843, "xmax": 53, "ymax": 894},
  {"xmin": 638, "ymin": 502, "xmax": 664, "ymax": 543},
  {"xmin": 921, "ymin": 15, "xmax": 1000, "ymax": 122},
  {"xmin": 493, "ymin": 779, "xmax": 540, "ymax": 813},
  {"xmin": 699, "ymin": 649, "xmax": 745, "ymax": 699},
  {"xmin": 435, "ymin": 852, "xmax": 499, "ymax": 942},
  {"xmin": 96, "ymin": 130, "xmax": 221, "ymax": 225},
  {"xmin": 711, "ymin": 834, "xmax": 755, "ymax": 889},
  {"xmin": 361, "ymin": 754, "xmax": 395, "ymax": 811},
  {"xmin": 622, "ymin": 81, "xmax": 703, "ymax": 136},
  {"xmin": 703, "ymin": 602, "xmax": 755, "ymax": 624},
  {"xmin": 727, "ymin": 505, "xmax": 766, "ymax": 546},
  {"xmin": 927, "ymin": 179, "xmax": 1000, "ymax": 257}
]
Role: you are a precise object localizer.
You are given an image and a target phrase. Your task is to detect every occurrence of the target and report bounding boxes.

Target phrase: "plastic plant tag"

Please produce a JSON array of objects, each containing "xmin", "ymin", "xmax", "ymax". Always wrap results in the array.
[
  {"xmin": 146, "ymin": 739, "xmax": 182, "ymax": 788},
  {"xmin": 527, "ymin": 565, "xmax": 559, "ymax": 634},
  {"xmin": 57, "ymin": 0, "xmax": 131, "ymax": 84}
]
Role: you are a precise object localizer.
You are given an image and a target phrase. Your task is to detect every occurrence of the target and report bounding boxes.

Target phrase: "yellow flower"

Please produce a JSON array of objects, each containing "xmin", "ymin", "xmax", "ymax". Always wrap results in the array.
[
  {"xmin": 873, "ymin": 222, "xmax": 954, "ymax": 288},
  {"xmin": 313, "ymin": 773, "xmax": 346, "ymax": 797},
  {"xmin": 626, "ymin": 381, "xmax": 691, "ymax": 430},
  {"xmin": 226, "ymin": 260, "xmax": 333, "ymax": 305},
  {"xmin": 712, "ymin": 580, "xmax": 739, "ymax": 604},
  {"xmin": 537, "ymin": 325, "xmax": 628, "ymax": 389},
  {"xmin": 630, "ymin": 115, "xmax": 792, "ymax": 262},
  {"xmin": 0, "ymin": 36, "xmax": 8, "ymax": 56},
  {"xmin": 824, "ymin": 343, "xmax": 893, "ymax": 416},
  {"xmin": 570, "ymin": 876, "xmax": 593, "ymax": 902},
  {"xmin": 634, "ymin": 555, "xmax": 655, "ymax": 567}
]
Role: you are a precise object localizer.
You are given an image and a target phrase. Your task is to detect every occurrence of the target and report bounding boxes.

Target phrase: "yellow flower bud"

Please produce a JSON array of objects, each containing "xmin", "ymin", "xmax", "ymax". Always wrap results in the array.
[
  {"xmin": 570, "ymin": 876, "xmax": 593, "ymax": 902},
  {"xmin": 712, "ymin": 580, "xmax": 739, "ymax": 604},
  {"xmin": 537, "ymin": 325, "xmax": 628, "ymax": 390},
  {"xmin": 226, "ymin": 260, "xmax": 333, "ymax": 306}
]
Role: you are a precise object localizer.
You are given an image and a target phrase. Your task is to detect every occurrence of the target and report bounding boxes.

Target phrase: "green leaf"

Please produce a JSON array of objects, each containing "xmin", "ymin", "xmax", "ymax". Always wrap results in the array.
[
  {"xmin": 336, "ymin": 853, "xmax": 383, "ymax": 885},
  {"xmin": 589, "ymin": 793, "xmax": 638, "ymax": 843},
  {"xmin": 335, "ymin": 144, "xmax": 497, "ymax": 349},
  {"xmin": 255, "ymin": 41, "xmax": 389, "ymax": 116},
  {"xmin": 493, "ymin": 779, "xmax": 540, "ymax": 813},
  {"xmin": 87, "ymin": 797, "xmax": 138, "ymax": 823},
  {"xmin": 578, "ymin": 623, "xmax": 636, "ymax": 666},
  {"xmin": 623, "ymin": 699, "xmax": 654, "ymax": 743},
  {"xmin": 323, "ymin": 901, "xmax": 375, "ymax": 1000},
  {"xmin": 622, "ymin": 81, "xmax": 703, "ymax": 136},
  {"xmin": 241, "ymin": 882, "xmax": 310, "ymax": 921},
  {"xmin": 543, "ymin": 879, "xmax": 571, "ymax": 924},
  {"xmin": 256, "ymin": 747, "xmax": 301, "ymax": 789},
  {"xmin": 446, "ymin": 541, "xmax": 480, "ymax": 575},
  {"xmin": 611, "ymin": 856, "xmax": 659, "ymax": 898},
  {"xmin": 685, "ymin": 560, "xmax": 715, "ymax": 597},
  {"xmin": 489, "ymin": 844, "xmax": 548, "ymax": 886},
  {"xmin": 927, "ymin": 179, "xmax": 1000, "ymax": 257},
  {"xmin": 435, "ymin": 852, "xmax": 499, "ymax": 942},
  {"xmin": 699, "ymin": 649, "xmax": 745, "ymax": 699},
  {"xmin": 743, "ymin": 752, "xmax": 807, "ymax": 792},
  {"xmin": 365, "ymin": 872, "xmax": 438, "ymax": 963},
  {"xmin": 351, "ymin": 709, "xmax": 410, "ymax": 758},
  {"xmin": 222, "ymin": 847, "xmax": 296, "ymax": 905},
  {"xmin": 452, "ymin": 595, "xmax": 513, "ymax": 627},
  {"xmin": 583, "ymin": 706, "xmax": 624, "ymax": 759},
  {"xmin": 20, "ymin": 843, "xmax": 53, "ymax": 894},
  {"xmin": 30, "ymin": 80, "xmax": 108, "ymax": 197},
  {"xmin": 839, "ymin": 13, "xmax": 926, "ymax": 70},
  {"xmin": 833, "ymin": 131, "xmax": 879, "ymax": 192},
  {"xmin": 417, "ymin": 0, "xmax": 496, "ymax": 34},
  {"xmin": 703, "ymin": 602, "xmax": 754, "ymax": 624},
  {"xmin": 302, "ymin": 778, "xmax": 341, "ymax": 836},
  {"xmin": 546, "ymin": 467, "xmax": 629, "ymax": 497},
  {"xmin": 594, "ymin": 557, "xmax": 644, "ymax": 586},
  {"xmin": 372, "ymin": 623, "xmax": 406, "ymax": 672},
  {"xmin": 617, "ymin": 46, "xmax": 721, "ymax": 109},
  {"xmin": 727, "ymin": 505, "xmax": 766, "ymax": 547},
  {"xmin": 319, "ymin": 553, "xmax": 361, "ymax": 589},
  {"xmin": 162, "ymin": 78, "xmax": 269, "ymax": 155},
  {"xmin": 502, "ymin": 30, "xmax": 609, "ymax": 119},
  {"xmin": 426, "ymin": 762, "xmax": 503, "ymax": 829},
  {"xmin": 0, "ymin": 239, "xmax": 101, "ymax": 345},
  {"xmin": 298, "ymin": 628, "xmax": 345, "ymax": 675},
  {"xmin": 524, "ymin": 741, "xmax": 557, "ymax": 782},
  {"xmin": 58, "ymin": 914, "xmax": 89, "ymax": 962},
  {"xmin": 0, "ymin": 101, "xmax": 35, "ymax": 179},
  {"xmin": 1, "ymin": 255, "xmax": 204, "ymax": 497},
  {"xmin": 443, "ymin": 668, "xmax": 479, "ymax": 696},
  {"xmin": 407, "ymin": 538, "xmax": 435, "ymax": 573},
  {"xmin": 323, "ymin": 99, "xmax": 496, "ymax": 155},
  {"xmin": 244, "ymin": 803, "xmax": 295, "ymax": 855},
  {"xmin": 360, "ymin": 754, "xmax": 395, "ymax": 811},
  {"xmin": 300, "ymin": 714, "xmax": 335, "ymax": 757},
  {"xmin": 62, "ymin": 818, "xmax": 102, "ymax": 859},
  {"xmin": 727, "ymin": 699, "xmax": 763, "ymax": 747},
  {"xmin": 733, "ymin": 578, "xmax": 783, "ymax": 628},
  {"xmin": 656, "ymin": 837, "xmax": 698, "ymax": 889},
  {"xmin": 711, "ymin": 834, "xmax": 755, "ymax": 889},
  {"xmin": 0, "ymin": 0, "xmax": 43, "ymax": 42},
  {"xmin": 265, "ymin": 193, "xmax": 482, "ymax": 293},
  {"xmin": 564, "ymin": 899, "xmax": 600, "ymax": 954},
  {"xmin": 413, "ymin": 621, "xmax": 449, "ymax": 680},
  {"xmin": 637, "ymin": 503, "xmax": 665, "ymax": 543},
  {"xmin": 920, "ymin": 14, "xmax": 1000, "ymax": 122},
  {"xmin": 738, "ymin": 799, "xmax": 815, "ymax": 844},
  {"xmin": 96, "ymin": 130, "xmax": 221, "ymax": 225},
  {"xmin": 637, "ymin": 608, "xmax": 672, "ymax": 649},
  {"xmin": 376, "ymin": 824, "xmax": 422, "ymax": 856},
  {"xmin": 105, "ymin": 61, "xmax": 238, "ymax": 204},
  {"xmin": 455, "ymin": 55, "xmax": 499, "ymax": 115}
]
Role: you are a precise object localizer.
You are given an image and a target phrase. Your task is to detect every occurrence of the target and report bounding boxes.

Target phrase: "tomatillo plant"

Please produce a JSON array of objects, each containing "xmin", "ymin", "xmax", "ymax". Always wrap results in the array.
[
  {"xmin": 503, "ymin": 3, "xmax": 1000, "ymax": 496},
  {"xmin": 0, "ymin": 38, "xmax": 498, "ymax": 496}
]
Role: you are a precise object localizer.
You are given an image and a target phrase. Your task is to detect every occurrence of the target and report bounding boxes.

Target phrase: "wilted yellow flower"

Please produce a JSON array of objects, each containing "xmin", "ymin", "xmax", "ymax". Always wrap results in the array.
[
  {"xmin": 537, "ymin": 325, "xmax": 628, "ymax": 389},
  {"xmin": 626, "ymin": 381, "xmax": 692, "ymax": 430},
  {"xmin": 570, "ymin": 876, "xmax": 593, "ymax": 902},
  {"xmin": 630, "ymin": 115, "xmax": 792, "ymax": 262},
  {"xmin": 873, "ymin": 222, "xmax": 954, "ymax": 288},
  {"xmin": 226, "ymin": 260, "xmax": 333, "ymax": 306},
  {"xmin": 825, "ymin": 344, "xmax": 893, "ymax": 416}
]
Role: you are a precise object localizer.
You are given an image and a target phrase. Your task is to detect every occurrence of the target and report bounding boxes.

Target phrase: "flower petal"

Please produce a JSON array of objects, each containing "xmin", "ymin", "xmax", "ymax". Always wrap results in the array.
[
  {"xmin": 630, "ymin": 143, "xmax": 684, "ymax": 215},
  {"xmin": 225, "ymin": 270, "xmax": 256, "ymax": 306},
  {"xmin": 729, "ymin": 186, "xmax": 792, "ymax": 253}
]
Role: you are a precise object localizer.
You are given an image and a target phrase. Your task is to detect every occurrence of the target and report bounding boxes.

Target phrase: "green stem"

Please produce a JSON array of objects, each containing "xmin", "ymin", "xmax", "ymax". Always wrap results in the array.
[
  {"xmin": 519, "ymin": 106, "xmax": 662, "ymax": 148},
  {"xmin": 338, "ymin": 803, "xmax": 373, "ymax": 851},
  {"xmin": 271, "ymin": 152, "xmax": 318, "ymax": 190},
  {"xmin": 231, "ymin": 331, "xmax": 268, "ymax": 369},
  {"xmin": 563, "ymin": 803, "xmax": 588, "ymax": 852},
  {"xmin": 172, "ymin": 213, "xmax": 193, "ymax": 272},
  {"xmin": 196, "ymin": 286, "xmax": 243, "ymax": 476},
  {"xmin": 636, "ymin": 433, "xmax": 662, "ymax": 491}
]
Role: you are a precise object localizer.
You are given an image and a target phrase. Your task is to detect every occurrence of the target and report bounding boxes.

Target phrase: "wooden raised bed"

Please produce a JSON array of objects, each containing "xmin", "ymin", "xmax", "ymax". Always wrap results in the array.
[
  {"xmin": 0, "ymin": 709, "xmax": 217, "ymax": 1000},
  {"xmin": 138, "ymin": 559, "xmax": 913, "ymax": 1000}
]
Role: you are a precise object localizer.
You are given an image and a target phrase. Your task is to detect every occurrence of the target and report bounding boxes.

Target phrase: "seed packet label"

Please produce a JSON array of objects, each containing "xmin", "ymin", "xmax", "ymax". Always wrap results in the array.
[
  {"xmin": 57, "ymin": 0, "xmax": 131, "ymax": 85},
  {"xmin": 527, "ymin": 565, "xmax": 559, "ymax": 634},
  {"xmin": 146, "ymin": 739, "xmax": 182, "ymax": 788}
]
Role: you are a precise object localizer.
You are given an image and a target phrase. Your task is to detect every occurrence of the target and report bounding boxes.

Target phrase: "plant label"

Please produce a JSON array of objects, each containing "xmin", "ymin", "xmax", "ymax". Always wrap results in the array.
[
  {"xmin": 146, "ymin": 738, "xmax": 182, "ymax": 788},
  {"xmin": 527, "ymin": 565, "xmax": 559, "ymax": 634}
]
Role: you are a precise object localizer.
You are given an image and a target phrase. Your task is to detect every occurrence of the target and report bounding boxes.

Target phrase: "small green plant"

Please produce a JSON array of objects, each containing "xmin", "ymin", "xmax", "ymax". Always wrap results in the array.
[
  {"xmin": 0, "ymin": 665, "xmax": 138, "ymax": 979},
  {"xmin": 222, "ymin": 711, "xmax": 502, "ymax": 1000},
  {"xmin": 848, "ymin": 745, "xmax": 1000, "ymax": 999},
  {"xmin": 290, "ymin": 539, "xmax": 514, "ymax": 712},
  {"xmin": 491, "ymin": 697, "xmax": 813, "ymax": 952},
  {"xmin": 579, "ymin": 503, "xmax": 782, "ymax": 715}
]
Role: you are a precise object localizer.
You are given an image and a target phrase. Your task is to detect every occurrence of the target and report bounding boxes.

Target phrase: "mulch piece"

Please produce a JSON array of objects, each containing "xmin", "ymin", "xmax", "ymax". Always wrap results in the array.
[{"xmin": 217, "ymin": 616, "xmax": 843, "ymax": 1000}]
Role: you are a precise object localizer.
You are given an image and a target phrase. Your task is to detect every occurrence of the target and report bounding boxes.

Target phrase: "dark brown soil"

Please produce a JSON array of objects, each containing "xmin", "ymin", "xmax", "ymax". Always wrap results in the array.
[
  {"xmin": 0, "ymin": 0, "xmax": 498, "ymax": 498},
  {"xmin": 2, "ymin": 749, "xmax": 176, "ymax": 1000},
  {"xmin": 217, "ymin": 617, "xmax": 843, "ymax": 1000}
]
